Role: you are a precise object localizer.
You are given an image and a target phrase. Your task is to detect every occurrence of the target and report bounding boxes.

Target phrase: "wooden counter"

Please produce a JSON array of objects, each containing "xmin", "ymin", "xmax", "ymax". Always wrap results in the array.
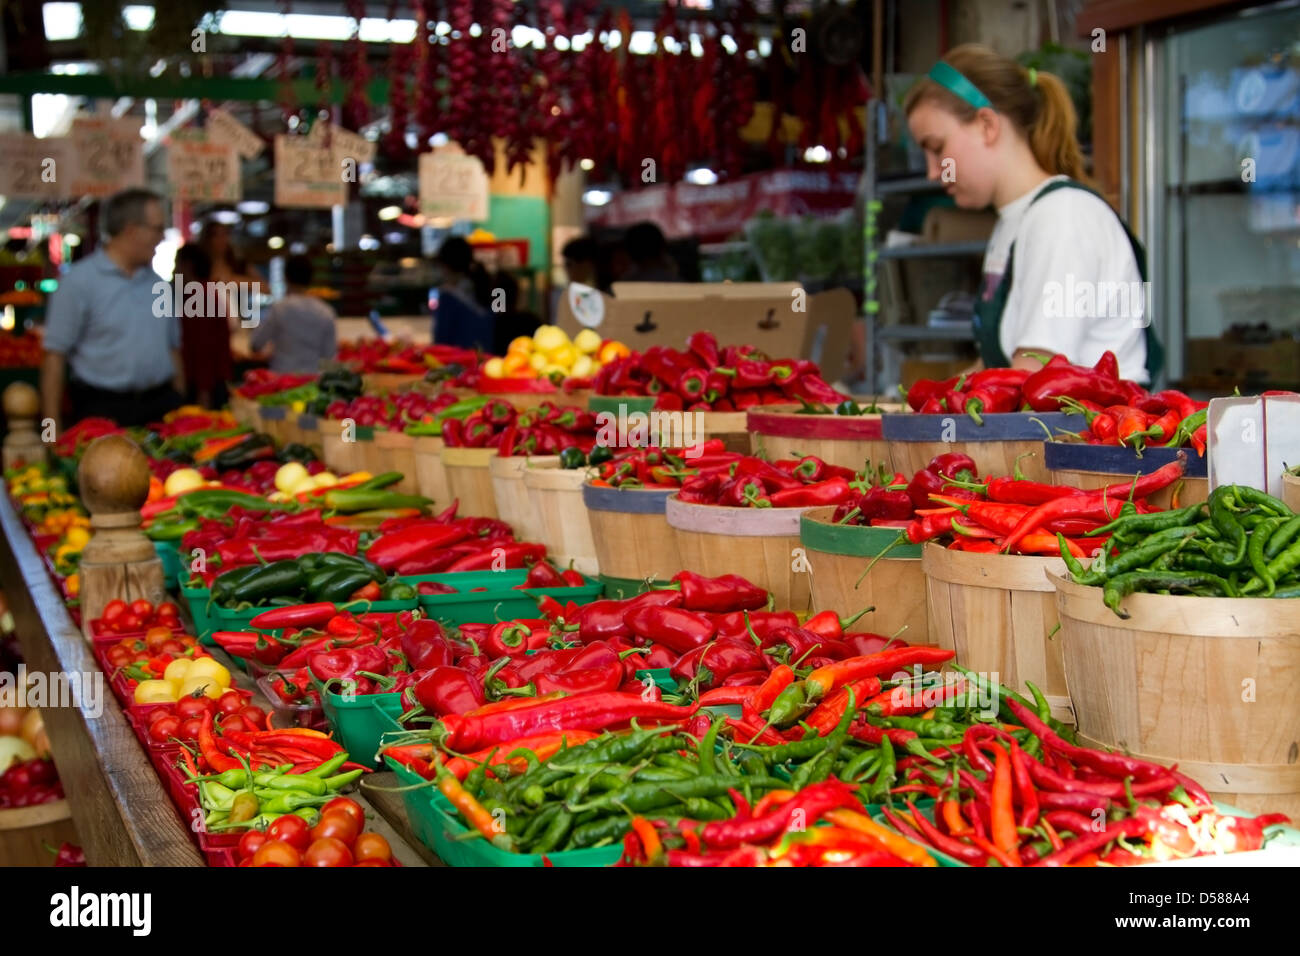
[{"xmin": 0, "ymin": 490, "xmax": 433, "ymax": 867}]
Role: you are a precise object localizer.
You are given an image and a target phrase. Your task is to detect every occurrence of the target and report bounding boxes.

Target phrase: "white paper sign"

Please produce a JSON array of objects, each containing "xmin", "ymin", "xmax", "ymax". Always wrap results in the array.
[
  {"xmin": 167, "ymin": 137, "xmax": 242, "ymax": 202},
  {"xmin": 0, "ymin": 135, "xmax": 70, "ymax": 199},
  {"xmin": 206, "ymin": 108, "xmax": 265, "ymax": 159},
  {"xmin": 418, "ymin": 149, "xmax": 490, "ymax": 222},
  {"xmin": 274, "ymin": 135, "xmax": 347, "ymax": 209},
  {"xmin": 306, "ymin": 120, "xmax": 377, "ymax": 164},
  {"xmin": 567, "ymin": 283, "xmax": 605, "ymax": 328},
  {"xmin": 68, "ymin": 117, "xmax": 145, "ymax": 198}
]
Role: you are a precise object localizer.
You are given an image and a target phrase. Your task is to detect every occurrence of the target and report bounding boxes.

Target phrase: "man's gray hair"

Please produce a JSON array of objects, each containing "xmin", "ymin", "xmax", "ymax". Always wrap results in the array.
[{"xmin": 101, "ymin": 188, "xmax": 163, "ymax": 238}]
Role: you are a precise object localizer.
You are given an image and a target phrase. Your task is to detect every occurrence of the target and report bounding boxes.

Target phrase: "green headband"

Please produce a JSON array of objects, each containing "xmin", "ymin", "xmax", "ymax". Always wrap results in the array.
[{"xmin": 928, "ymin": 61, "xmax": 993, "ymax": 111}]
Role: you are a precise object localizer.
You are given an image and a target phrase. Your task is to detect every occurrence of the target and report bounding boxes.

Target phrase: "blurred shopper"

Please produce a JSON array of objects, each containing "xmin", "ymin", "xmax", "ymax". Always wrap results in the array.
[
  {"xmin": 549, "ymin": 235, "xmax": 598, "ymax": 320},
  {"xmin": 249, "ymin": 255, "xmax": 337, "ymax": 373},
  {"xmin": 618, "ymin": 222, "xmax": 682, "ymax": 283},
  {"xmin": 173, "ymin": 243, "xmax": 234, "ymax": 410},
  {"xmin": 906, "ymin": 44, "xmax": 1160, "ymax": 382},
  {"xmin": 42, "ymin": 188, "xmax": 183, "ymax": 428},
  {"xmin": 492, "ymin": 271, "xmax": 542, "ymax": 355},
  {"xmin": 431, "ymin": 237, "xmax": 495, "ymax": 351}
]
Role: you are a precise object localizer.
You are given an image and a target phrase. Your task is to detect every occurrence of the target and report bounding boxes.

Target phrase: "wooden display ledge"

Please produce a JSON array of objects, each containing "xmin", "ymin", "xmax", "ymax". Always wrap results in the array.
[{"xmin": 0, "ymin": 491, "xmax": 434, "ymax": 867}]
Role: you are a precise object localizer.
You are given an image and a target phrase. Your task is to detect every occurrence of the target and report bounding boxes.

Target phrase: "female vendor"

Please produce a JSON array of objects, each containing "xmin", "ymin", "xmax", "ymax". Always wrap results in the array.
[{"xmin": 906, "ymin": 44, "xmax": 1162, "ymax": 383}]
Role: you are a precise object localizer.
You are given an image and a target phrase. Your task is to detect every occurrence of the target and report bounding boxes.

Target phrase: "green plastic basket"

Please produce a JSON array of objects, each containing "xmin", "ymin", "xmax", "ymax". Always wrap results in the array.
[
  {"xmin": 212, "ymin": 597, "xmax": 419, "ymax": 633},
  {"xmin": 181, "ymin": 582, "xmax": 218, "ymax": 644},
  {"xmin": 385, "ymin": 757, "xmax": 449, "ymax": 846},
  {"xmin": 598, "ymin": 573, "xmax": 657, "ymax": 600},
  {"xmin": 321, "ymin": 689, "xmax": 404, "ymax": 768},
  {"xmin": 634, "ymin": 668, "xmax": 675, "ymax": 691},
  {"xmin": 425, "ymin": 802, "xmax": 623, "ymax": 868},
  {"xmin": 154, "ymin": 540, "xmax": 181, "ymax": 589},
  {"xmin": 403, "ymin": 569, "xmax": 602, "ymax": 625}
]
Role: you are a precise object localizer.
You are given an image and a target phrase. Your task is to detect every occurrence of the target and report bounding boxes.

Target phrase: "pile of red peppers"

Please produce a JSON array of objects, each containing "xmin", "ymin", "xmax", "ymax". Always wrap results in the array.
[
  {"xmin": 593, "ymin": 332, "xmax": 847, "ymax": 412},
  {"xmin": 673, "ymin": 453, "xmax": 866, "ymax": 508}
]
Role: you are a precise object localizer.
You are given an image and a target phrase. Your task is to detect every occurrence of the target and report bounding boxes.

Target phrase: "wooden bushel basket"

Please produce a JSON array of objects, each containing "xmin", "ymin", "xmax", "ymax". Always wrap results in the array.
[
  {"xmin": 319, "ymin": 418, "xmax": 365, "ymax": 476},
  {"xmin": 923, "ymin": 543, "xmax": 1074, "ymax": 724},
  {"xmin": 589, "ymin": 397, "xmax": 750, "ymax": 454},
  {"xmin": 1051, "ymin": 573, "xmax": 1300, "ymax": 820},
  {"xmin": 490, "ymin": 455, "xmax": 559, "ymax": 544},
  {"xmin": 1284, "ymin": 472, "xmax": 1300, "ymax": 514},
  {"xmin": 440, "ymin": 446, "xmax": 499, "ymax": 519},
  {"xmin": 582, "ymin": 483, "xmax": 680, "ymax": 587},
  {"xmin": 666, "ymin": 496, "xmax": 810, "ymax": 611},
  {"xmin": 228, "ymin": 392, "xmax": 260, "ymax": 430},
  {"xmin": 523, "ymin": 467, "xmax": 598, "ymax": 576},
  {"xmin": 748, "ymin": 404, "xmax": 902, "ymax": 472},
  {"xmin": 799, "ymin": 507, "xmax": 928, "ymax": 644},
  {"xmin": 255, "ymin": 404, "xmax": 293, "ymax": 447},
  {"xmin": 372, "ymin": 430, "xmax": 420, "ymax": 495},
  {"xmin": 296, "ymin": 413, "xmax": 322, "ymax": 459},
  {"xmin": 1044, "ymin": 443, "xmax": 1208, "ymax": 509},
  {"xmin": 412, "ymin": 435, "xmax": 451, "ymax": 509},
  {"xmin": 881, "ymin": 412, "xmax": 1085, "ymax": 483},
  {"xmin": 0, "ymin": 801, "xmax": 79, "ymax": 866},
  {"xmin": 362, "ymin": 372, "xmax": 425, "ymax": 395}
]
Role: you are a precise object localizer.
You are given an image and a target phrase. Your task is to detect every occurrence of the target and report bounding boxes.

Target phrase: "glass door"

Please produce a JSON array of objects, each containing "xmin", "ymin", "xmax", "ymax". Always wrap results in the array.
[{"xmin": 1156, "ymin": 1, "xmax": 1300, "ymax": 388}]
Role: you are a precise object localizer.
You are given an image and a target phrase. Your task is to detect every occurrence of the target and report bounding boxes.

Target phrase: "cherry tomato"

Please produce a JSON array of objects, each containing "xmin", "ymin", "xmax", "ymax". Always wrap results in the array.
[
  {"xmin": 303, "ymin": 837, "xmax": 353, "ymax": 867},
  {"xmin": 252, "ymin": 839, "xmax": 301, "ymax": 867},
  {"xmin": 310, "ymin": 810, "xmax": 360, "ymax": 847},
  {"xmin": 238, "ymin": 705, "xmax": 267, "ymax": 729},
  {"xmin": 155, "ymin": 601, "xmax": 181, "ymax": 619},
  {"xmin": 177, "ymin": 717, "xmax": 203, "ymax": 740},
  {"xmin": 174, "ymin": 696, "xmax": 212, "ymax": 721},
  {"xmin": 130, "ymin": 599, "xmax": 154, "ymax": 621},
  {"xmin": 159, "ymin": 640, "xmax": 187, "ymax": 656},
  {"xmin": 116, "ymin": 612, "xmax": 143, "ymax": 633},
  {"xmin": 238, "ymin": 831, "xmax": 268, "ymax": 860},
  {"xmin": 105, "ymin": 646, "xmax": 132, "ymax": 668},
  {"xmin": 267, "ymin": 814, "xmax": 312, "ymax": 852},
  {"xmin": 148, "ymin": 715, "xmax": 181, "ymax": 743},
  {"xmin": 102, "ymin": 599, "xmax": 127, "ymax": 624},
  {"xmin": 219, "ymin": 715, "xmax": 249, "ymax": 735},
  {"xmin": 215, "ymin": 691, "xmax": 245, "ymax": 715},
  {"xmin": 354, "ymin": 859, "xmax": 389, "ymax": 866},
  {"xmin": 321, "ymin": 797, "xmax": 365, "ymax": 829},
  {"xmin": 353, "ymin": 832, "xmax": 391, "ymax": 863},
  {"xmin": 144, "ymin": 627, "xmax": 174, "ymax": 653},
  {"xmin": 178, "ymin": 636, "xmax": 198, "ymax": 649}
]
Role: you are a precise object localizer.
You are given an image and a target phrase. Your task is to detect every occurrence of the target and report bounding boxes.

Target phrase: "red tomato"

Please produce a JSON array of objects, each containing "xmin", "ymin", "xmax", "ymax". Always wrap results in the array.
[
  {"xmin": 159, "ymin": 640, "xmax": 186, "ymax": 656},
  {"xmin": 353, "ymin": 832, "xmax": 391, "ymax": 863},
  {"xmin": 116, "ymin": 612, "xmax": 143, "ymax": 633},
  {"xmin": 144, "ymin": 627, "xmax": 174, "ymax": 653},
  {"xmin": 216, "ymin": 691, "xmax": 245, "ymax": 715},
  {"xmin": 102, "ymin": 599, "xmax": 128, "ymax": 624},
  {"xmin": 311, "ymin": 811, "xmax": 360, "ymax": 847},
  {"xmin": 252, "ymin": 840, "xmax": 300, "ymax": 867},
  {"xmin": 174, "ymin": 696, "xmax": 212, "ymax": 721},
  {"xmin": 303, "ymin": 837, "xmax": 353, "ymax": 867},
  {"xmin": 219, "ymin": 715, "xmax": 249, "ymax": 735},
  {"xmin": 148, "ymin": 715, "xmax": 181, "ymax": 743},
  {"xmin": 266, "ymin": 814, "xmax": 312, "ymax": 852},
  {"xmin": 238, "ymin": 831, "xmax": 268, "ymax": 860},
  {"xmin": 238, "ymin": 705, "xmax": 267, "ymax": 729},
  {"xmin": 156, "ymin": 601, "xmax": 181, "ymax": 619},
  {"xmin": 177, "ymin": 717, "xmax": 203, "ymax": 740},
  {"xmin": 105, "ymin": 646, "xmax": 132, "ymax": 668},
  {"xmin": 178, "ymin": 636, "xmax": 198, "ymax": 649},
  {"xmin": 321, "ymin": 797, "xmax": 365, "ymax": 829},
  {"xmin": 130, "ymin": 599, "xmax": 154, "ymax": 620},
  {"xmin": 354, "ymin": 859, "xmax": 389, "ymax": 866}
]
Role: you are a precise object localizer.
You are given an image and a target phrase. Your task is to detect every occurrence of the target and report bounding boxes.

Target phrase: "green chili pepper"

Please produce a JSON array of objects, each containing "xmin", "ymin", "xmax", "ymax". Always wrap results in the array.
[
  {"xmin": 1104, "ymin": 570, "xmax": 1237, "ymax": 617},
  {"xmin": 869, "ymin": 735, "xmax": 897, "ymax": 803},
  {"xmin": 1248, "ymin": 516, "xmax": 1286, "ymax": 596},
  {"xmin": 1088, "ymin": 504, "xmax": 1202, "ymax": 539},
  {"xmin": 1101, "ymin": 526, "xmax": 1203, "ymax": 579},
  {"xmin": 1206, "ymin": 487, "xmax": 1248, "ymax": 568},
  {"xmin": 1265, "ymin": 516, "xmax": 1300, "ymax": 560}
]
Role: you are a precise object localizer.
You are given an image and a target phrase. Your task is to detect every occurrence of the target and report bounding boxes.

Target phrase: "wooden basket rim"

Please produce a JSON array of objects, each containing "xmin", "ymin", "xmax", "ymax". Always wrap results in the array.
[
  {"xmin": 666, "ymin": 494, "xmax": 807, "ymax": 536},
  {"xmin": 921, "ymin": 541, "xmax": 1066, "ymax": 591}
]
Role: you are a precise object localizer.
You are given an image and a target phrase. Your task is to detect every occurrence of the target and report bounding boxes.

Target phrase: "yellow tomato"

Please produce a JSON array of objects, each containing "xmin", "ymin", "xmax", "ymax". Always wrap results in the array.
[
  {"xmin": 529, "ymin": 352, "xmax": 549, "ymax": 372},
  {"xmin": 178, "ymin": 676, "xmax": 224, "ymax": 700},
  {"xmin": 507, "ymin": 336, "xmax": 534, "ymax": 355},
  {"xmin": 184, "ymin": 658, "xmax": 231, "ymax": 689},
  {"xmin": 163, "ymin": 658, "xmax": 193, "ymax": 683},
  {"xmin": 482, "ymin": 356, "xmax": 506, "ymax": 379},
  {"xmin": 502, "ymin": 353, "xmax": 533, "ymax": 377},
  {"xmin": 599, "ymin": 340, "xmax": 631, "ymax": 363},
  {"xmin": 65, "ymin": 527, "xmax": 91, "ymax": 549},
  {"xmin": 570, "ymin": 354, "xmax": 595, "ymax": 379},
  {"xmin": 532, "ymin": 325, "xmax": 569, "ymax": 354},
  {"xmin": 547, "ymin": 343, "xmax": 579, "ymax": 369},
  {"xmin": 134, "ymin": 680, "xmax": 177, "ymax": 704},
  {"xmin": 574, "ymin": 328, "xmax": 603, "ymax": 354}
]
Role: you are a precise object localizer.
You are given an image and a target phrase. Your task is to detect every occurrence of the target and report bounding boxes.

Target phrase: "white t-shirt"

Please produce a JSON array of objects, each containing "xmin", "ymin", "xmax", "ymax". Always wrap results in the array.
[{"xmin": 980, "ymin": 175, "xmax": 1149, "ymax": 382}]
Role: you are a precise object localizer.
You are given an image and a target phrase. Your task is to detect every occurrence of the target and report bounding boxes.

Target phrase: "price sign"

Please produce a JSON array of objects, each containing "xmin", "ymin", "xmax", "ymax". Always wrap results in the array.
[
  {"xmin": 67, "ymin": 117, "xmax": 145, "ymax": 198},
  {"xmin": 274, "ymin": 135, "xmax": 347, "ymax": 209},
  {"xmin": 167, "ymin": 137, "xmax": 241, "ymax": 202},
  {"xmin": 206, "ymin": 108, "xmax": 265, "ymax": 159},
  {"xmin": 307, "ymin": 120, "xmax": 377, "ymax": 165},
  {"xmin": 419, "ymin": 149, "xmax": 490, "ymax": 222},
  {"xmin": 0, "ymin": 135, "xmax": 70, "ymax": 199}
]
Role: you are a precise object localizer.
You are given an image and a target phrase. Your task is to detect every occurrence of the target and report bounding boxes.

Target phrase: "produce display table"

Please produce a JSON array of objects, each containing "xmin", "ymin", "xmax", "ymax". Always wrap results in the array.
[{"xmin": 0, "ymin": 491, "xmax": 433, "ymax": 867}]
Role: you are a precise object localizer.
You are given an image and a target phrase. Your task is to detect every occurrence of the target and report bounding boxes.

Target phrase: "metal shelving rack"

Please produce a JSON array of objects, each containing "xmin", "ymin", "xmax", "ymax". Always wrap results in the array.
[{"xmin": 860, "ymin": 101, "xmax": 985, "ymax": 394}]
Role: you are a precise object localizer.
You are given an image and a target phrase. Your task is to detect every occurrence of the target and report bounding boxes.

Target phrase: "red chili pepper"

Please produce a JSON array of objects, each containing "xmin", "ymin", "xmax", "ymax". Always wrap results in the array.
[
  {"xmin": 697, "ymin": 780, "xmax": 861, "ymax": 850},
  {"xmin": 804, "ymin": 677, "xmax": 881, "ymax": 735},
  {"xmin": 199, "ymin": 710, "xmax": 241, "ymax": 773},
  {"xmin": 1022, "ymin": 359, "xmax": 1136, "ymax": 412},
  {"xmin": 1035, "ymin": 816, "xmax": 1149, "ymax": 867},
  {"xmin": 249, "ymin": 602, "xmax": 337, "ymax": 630},
  {"xmin": 446, "ymin": 542, "xmax": 547, "ymax": 572},
  {"xmin": 664, "ymin": 571, "xmax": 767, "ymax": 613},
  {"xmin": 766, "ymin": 477, "xmax": 855, "ymax": 508},
  {"xmin": 413, "ymin": 666, "xmax": 486, "ymax": 717},
  {"xmin": 523, "ymin": 560, "xmax": 566, "ymax": 589},
  {"xmin": 626, "ymin": 606, "xmax": 715, "ymax": 653},
  {"xmin": 439, "ymin": 693, "xmax": 699, "ymax": 751}
]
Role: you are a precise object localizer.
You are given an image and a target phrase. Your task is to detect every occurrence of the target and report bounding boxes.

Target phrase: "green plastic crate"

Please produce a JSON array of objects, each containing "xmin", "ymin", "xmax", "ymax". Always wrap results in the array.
[
  {"xmin": 403, "ymin": 569, "xmax": 602, "ymax": 626},
  {"xmin": 634, "ymin": 668, "xmax": 675, "ymax": 691},
  {"xmin": 422, "ymin": 801, "xmax": 623, "ymax": 868},
  {"xmin": 385, "ymin": 757, "xmax": 450, "ymax": 846},
  {"xmin": 321, "ymin": 689, "xmax": 404, "ymax": 767},
  {"xmin": 598, "ymin": 573, "xmax": 655, "ymax": 600}
]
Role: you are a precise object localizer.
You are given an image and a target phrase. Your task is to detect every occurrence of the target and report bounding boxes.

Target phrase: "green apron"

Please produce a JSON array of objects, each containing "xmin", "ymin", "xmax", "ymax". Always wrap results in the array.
[{"xmin": 972, "ymin": 179, "xmax": 1164, "ymax": 381}]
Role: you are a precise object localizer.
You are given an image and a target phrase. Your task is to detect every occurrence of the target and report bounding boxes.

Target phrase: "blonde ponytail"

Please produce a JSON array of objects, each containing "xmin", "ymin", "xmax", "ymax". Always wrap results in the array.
[{"xmin": 905, "ymin": 44, "xmax": 1094, "ymax": 187}]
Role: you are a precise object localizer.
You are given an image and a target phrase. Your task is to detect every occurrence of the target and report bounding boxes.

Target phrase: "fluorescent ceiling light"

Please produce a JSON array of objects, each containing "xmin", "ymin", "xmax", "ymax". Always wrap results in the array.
[
  {"xmin": 43, "ymin": 3, "xmax": 81, "ymax": 42},
  {"xmin": 64, "ymin": 233, "xmax": 81, "ymax": 247},
  {"xmin": 803, "ymin": 146, "xmax": 831, "ymax": 164},
  {"xmin": 628, "ymin": 31, "xmax": 655, "ymax": 55},
  {"xmin": 378, "ymin": 205, "xmax": 402, "ymax": 221},
  {"xmin": 685, "ymin": 167, "xmax": 718, "ymax": 185},
  {"xmin": 236, "ymin": 201, "xmax": 270, "ymax": 215},
  {"xmin": 582, "ymin": 189, "xmax": 613, "ymax": 207},
  {"xmin": 211, "ymin": 210, "xmax": 240, "ymax": 224},
  {"xmin": 267, "ymin": 236, "xmax": 285, "ymax": 249},
  {"xmin": 123, "ymin": 5, "xmax": 155, "ymax": 31}
]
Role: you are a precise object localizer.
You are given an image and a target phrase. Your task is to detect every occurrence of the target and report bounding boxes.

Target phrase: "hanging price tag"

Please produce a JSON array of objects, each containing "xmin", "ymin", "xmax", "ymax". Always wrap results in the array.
[
  {"xmin": 306, "ymin": 120, "xmax": 377, "ymax": 164},
  {"xmin": 206, "ymin": 108, "xmax": 265, "ymax": 159},
  {"xmin": 167, "ymin": 137, "xmax": 241, "ymax": 202},
  {"xmin": 0, "ymin": 135, "xmax": 70, "ymax": 199},
  {"xmin": 274, "ymin": 135, "xmax": 348, "ymax": 209},
  {"xmin": 67, "ymin": 117, "xmax": 145, "ymax": 198},
  {"xmin": 418, "ymin": 148, "xmax": 490, "ymax": 222}
]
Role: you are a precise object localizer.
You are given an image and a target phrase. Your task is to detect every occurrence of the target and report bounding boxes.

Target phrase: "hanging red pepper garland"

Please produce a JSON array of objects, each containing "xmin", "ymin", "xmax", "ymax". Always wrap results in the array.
[
  {"xmin": 342, "ymin": 0, "xmax": 372, "ymax": 131},
  {"xmin": 314, "ymin": 39, "xmax": 335, "ymax": 133},
  {"xmin": 383, "ymin": 0, "xmax": 412, "ymax": 159},
  {"xmin": 413, "ymin": 0, "xmax": 441, "ymax": 149},
  {"xmin": 504, "ymin": 0, "xmax": 540, "ymax": 181},
  {"xmin": 445, "ymin": 0, "xmax": 476, "ymax": 156},
  {"xmin": 276, "ymin": 0, "xmax": 296, "ymax": 125}
]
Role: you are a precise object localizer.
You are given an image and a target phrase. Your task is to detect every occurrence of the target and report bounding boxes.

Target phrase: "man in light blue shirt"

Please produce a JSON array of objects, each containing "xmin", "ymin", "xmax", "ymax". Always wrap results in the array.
[{"xmin": 41, "ymin": 189, "xmax": 185, "ymax": 428}]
